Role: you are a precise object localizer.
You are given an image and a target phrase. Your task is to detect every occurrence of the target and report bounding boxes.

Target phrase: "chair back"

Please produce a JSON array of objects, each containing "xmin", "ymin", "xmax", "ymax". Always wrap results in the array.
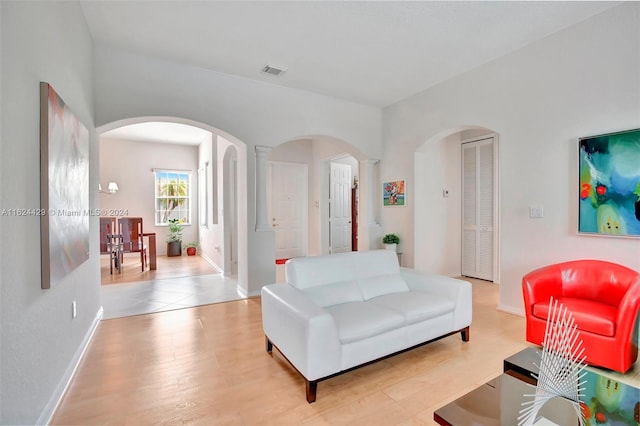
[
  {"xmin": 557, "ymin": 259, "xmax": 639, "ymax": 307},
  {"xmin": 118, "ymin": 217, "xmax": 144, "ymax": 253},
  {"xmin": 99, "ymin": 217, "xmax": 116, "ymax": 254}
]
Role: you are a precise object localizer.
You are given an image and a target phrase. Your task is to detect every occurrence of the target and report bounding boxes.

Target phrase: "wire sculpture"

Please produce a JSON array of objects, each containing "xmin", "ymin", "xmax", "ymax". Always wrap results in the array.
[{"xmin": 518, "ymin": 297, "xmax": 588, "ymax": 426}]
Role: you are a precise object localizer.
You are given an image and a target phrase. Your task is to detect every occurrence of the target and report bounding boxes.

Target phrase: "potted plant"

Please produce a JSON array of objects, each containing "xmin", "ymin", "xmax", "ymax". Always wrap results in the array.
[
  {"xmin": 166, "ymin": 218, "xmax": 183, "ymax": 257},
  {"xmin": 184, "ymin": 241, "xmax": 198, "ymax": 256},
  {"xmin": 382, "ymin": 233, "xmax": 400, "ymax": 251}
]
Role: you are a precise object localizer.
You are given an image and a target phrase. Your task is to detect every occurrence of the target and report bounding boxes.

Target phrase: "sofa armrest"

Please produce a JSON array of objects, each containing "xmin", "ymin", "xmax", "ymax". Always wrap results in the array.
[
  {"xmin": 261, "ymin": 284, "xmax": 341, "ymax": 381},
  {"xmin": 400, "ymin": 268, "xmax": 472, "ymax": 330},
  {"xmin": 615, "ymin": 280, "xmax": 640, "ymax": 344}
]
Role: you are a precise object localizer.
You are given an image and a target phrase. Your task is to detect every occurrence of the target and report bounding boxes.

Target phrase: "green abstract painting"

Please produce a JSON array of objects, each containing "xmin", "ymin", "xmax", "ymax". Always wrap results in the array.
[{"xmin": 579, "ymin": 129, "xmax": 640, "ymax": 237}]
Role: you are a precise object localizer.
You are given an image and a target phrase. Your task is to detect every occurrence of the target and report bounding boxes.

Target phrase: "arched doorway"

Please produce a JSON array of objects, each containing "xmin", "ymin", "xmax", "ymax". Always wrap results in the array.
[
  {"xmin": 267, "ymin": 136, "xmax": 372, "ymax": 265},
  {"xmin": 96, "ymin": 116, "xmax": 248, "ymax": 315},
  {"xmin": 414, "ymin": 126, "xmax": 500, "ymax": 283}
]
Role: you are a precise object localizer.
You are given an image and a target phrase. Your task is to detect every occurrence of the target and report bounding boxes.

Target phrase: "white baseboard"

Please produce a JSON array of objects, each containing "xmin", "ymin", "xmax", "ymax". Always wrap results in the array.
[
  {"xmin": 238, "ymin": 286, "xmax": 248, "ymax": 298},
  {"xmin": 200, "ymin": 253, "xmax": 222, "ymax": 273},
  {"xmin": 37, "ymin": 306, "xmax": 104, "ymax": 425},
  {"xmin": 497, "ymin": 304, "xmax": 524, "ymax": 317},
  {"xmin": 237, "ymin": 285, "xmax": 260, "ymax": 299}
]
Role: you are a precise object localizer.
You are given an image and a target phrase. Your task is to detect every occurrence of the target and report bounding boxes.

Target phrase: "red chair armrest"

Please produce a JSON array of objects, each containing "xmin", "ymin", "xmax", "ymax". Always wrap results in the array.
[
  {"xmin": 522, "ymin": 265, "xmax": 564, "ymax": 313},
  {"xmin": 615, "ymin": 280, "xmax": 640, "ymax": 343}
]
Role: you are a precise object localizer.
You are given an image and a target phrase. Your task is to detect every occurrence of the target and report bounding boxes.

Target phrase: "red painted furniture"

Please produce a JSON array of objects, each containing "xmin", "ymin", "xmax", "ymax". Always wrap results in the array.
[{"xmin": 522, "ymin": 259, "xmax": 640, "ymax": 373}]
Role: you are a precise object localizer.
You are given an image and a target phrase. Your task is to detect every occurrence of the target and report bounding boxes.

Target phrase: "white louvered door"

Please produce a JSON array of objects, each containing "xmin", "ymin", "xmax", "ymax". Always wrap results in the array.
[{"xmin": 462, "ymin": 138, "xmax": 494, "ymax": 281}]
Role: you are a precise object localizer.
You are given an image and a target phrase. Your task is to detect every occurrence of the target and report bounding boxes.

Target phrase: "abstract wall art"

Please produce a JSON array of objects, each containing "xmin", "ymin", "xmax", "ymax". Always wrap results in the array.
[
  {"xmin": 578, "ymin": 129, "xmax": 640, "ymax": 238},
  {"xmin": 40, "ymin": 82, "xmax": 90, "ymax": 289},
  {"xmin": 383, "ymin": 179, "xmax": 406, "ymax": 206}
]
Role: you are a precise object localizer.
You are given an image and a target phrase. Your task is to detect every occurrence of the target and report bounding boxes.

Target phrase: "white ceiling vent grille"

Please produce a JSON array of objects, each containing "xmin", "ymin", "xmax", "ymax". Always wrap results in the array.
[{"xmin": 261, "ymin": 65, "xmax": 287, "ymax": 77}]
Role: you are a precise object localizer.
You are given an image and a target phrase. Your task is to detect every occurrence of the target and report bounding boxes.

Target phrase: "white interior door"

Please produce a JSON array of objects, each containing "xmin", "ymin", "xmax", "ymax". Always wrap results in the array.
[
  {"xmin": 330, "ymin": 162, "xmax": 352, "ymax": 254},
  {"xmin": 268, "ymin": 162, "xmax": 307, "ymax": 260},
  {"xmin": 462, "ymin": 137, "xmax": 494, "ymax": 281}
]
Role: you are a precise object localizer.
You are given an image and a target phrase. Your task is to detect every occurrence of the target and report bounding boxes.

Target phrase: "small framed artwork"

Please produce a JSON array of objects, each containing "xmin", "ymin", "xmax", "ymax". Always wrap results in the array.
[
  {"xmin": 383, "ymin": 180, "xmax": 406, "ymax": 206},
  {"xmin": 578, "ymin": 128, "xmax": 640, "ymax": 237}
]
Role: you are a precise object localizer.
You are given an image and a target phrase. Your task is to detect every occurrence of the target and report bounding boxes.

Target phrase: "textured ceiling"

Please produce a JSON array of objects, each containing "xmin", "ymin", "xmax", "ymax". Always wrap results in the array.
[{"xmin": 81, "ymin": 1, "xmax": 618, "ymax": 107}]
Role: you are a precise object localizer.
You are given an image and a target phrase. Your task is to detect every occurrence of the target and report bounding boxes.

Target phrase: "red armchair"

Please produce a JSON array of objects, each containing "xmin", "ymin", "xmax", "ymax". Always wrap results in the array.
[{"xmin": 522, "ymin": 259, "xmax": 640, "ymax": 373}]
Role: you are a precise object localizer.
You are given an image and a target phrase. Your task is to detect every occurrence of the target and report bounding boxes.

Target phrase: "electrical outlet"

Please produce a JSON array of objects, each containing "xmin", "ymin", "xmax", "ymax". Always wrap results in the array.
[
  {"xmin": 443, "ymin": 190, "xmax": 449, "ymax": 198},
  {"xmin": 72, "ymin": 301, "xmax": 77, "ymax": 319}
]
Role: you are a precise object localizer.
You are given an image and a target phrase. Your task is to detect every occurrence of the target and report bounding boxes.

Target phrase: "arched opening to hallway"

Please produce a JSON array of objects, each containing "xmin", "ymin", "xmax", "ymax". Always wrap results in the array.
[
  {"xmin": 414, "ymin": 126, "xmax": 500, "ymax": 285},
  {"xmin": 97, "ymin": 117, "xmax": 248, "ymax": 318},
  {"xmin": 267, "ymin": 136, "xmax": 376, "ymax": 282}
]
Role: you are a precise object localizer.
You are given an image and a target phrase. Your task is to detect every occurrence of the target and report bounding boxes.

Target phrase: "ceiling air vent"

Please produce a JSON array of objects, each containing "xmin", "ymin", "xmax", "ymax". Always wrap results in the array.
[{"xmin": 261, "ymin": 64, "xmax": 287, "ymax": 77}]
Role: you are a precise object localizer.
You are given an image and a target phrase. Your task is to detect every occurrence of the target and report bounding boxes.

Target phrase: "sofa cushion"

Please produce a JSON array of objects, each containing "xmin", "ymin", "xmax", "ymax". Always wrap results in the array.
[
  {"xmin": 369, "ymin": 292, "xmax": 455, "ymax": 325},
  {"xmin": 286, "ymin": 254, "xmax": 356, "ymax": 290},
  {"xmin": 532, "ymin": 297, "xmax": 617, "ymax": 337},
  {"xmin": 353, "ymin": 249, "xmax": 400, "ymax": 278},
  {"xmin": 302, "ymin": 280, "xmax": 363, "ymax": 308},
  {"xmin": 325, "ymin": 302, "xmax": 405, "ymax": 344},
  {"xmin": 358, "ymin": 273, "xmax": 409, "ymax": 300}
]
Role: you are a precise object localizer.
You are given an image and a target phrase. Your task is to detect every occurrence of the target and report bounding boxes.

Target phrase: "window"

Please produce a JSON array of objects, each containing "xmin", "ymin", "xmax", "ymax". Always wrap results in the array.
[{"xmin": 154, "ymin": 170, "xmax": 191, "ymax": 225}]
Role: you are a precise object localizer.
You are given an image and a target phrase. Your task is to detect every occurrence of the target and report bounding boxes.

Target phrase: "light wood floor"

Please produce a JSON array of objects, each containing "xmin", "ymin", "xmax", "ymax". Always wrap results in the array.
[
  {"xmin": 52, "ymin": 278, "xmax": 535, "ymax": 425},
  {"xmin": 101, "ymin": 253, "xmax": 219, "ymax": 285}
]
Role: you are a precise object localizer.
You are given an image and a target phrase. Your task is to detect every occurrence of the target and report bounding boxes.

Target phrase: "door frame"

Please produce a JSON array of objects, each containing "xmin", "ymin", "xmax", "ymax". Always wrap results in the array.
[{"xmin": 461, "ymin": 133, "xmax": 500, "ymax": 283}]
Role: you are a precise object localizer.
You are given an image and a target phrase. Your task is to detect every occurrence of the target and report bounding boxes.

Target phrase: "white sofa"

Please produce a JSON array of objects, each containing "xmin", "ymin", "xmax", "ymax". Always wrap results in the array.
[{"xmin": 261, "ymin": 249, "xmax": 472, "ymax": 402}]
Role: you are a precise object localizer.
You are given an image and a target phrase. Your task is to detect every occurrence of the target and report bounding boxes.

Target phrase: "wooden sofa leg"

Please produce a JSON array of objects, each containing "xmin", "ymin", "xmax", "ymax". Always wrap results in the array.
[
  {"xmin": 461, "ymin": 326, "xmax": 470, "ymax": 342},
  {"xmin": 306, "ymin": 380, "xmax": 317, "ymax": 403},
  {"xmin": 265, "ymin": 337, "xmax": 273, "ymax": 353}
]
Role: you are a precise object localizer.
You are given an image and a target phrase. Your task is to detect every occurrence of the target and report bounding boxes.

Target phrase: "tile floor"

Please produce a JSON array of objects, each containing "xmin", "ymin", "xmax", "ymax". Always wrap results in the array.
[
  {"xmin": 101, "ymin": 264, "xmax": 287, "ymax": 319},
  {"xmin": 101, "ymin": 273, "xmax": 245, "ymax": 319}
]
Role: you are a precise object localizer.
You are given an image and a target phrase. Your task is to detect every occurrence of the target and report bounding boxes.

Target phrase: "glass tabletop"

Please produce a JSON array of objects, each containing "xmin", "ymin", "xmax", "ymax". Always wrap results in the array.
[{"xmin": 434, "ymin": 373, "xmax": 580, "ymax": 426}]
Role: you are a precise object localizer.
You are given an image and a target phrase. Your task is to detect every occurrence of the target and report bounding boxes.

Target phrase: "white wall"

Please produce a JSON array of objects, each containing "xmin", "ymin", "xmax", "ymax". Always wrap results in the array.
[
  {"xmin": 100, "ymin": 137, "xmax": 199, "ymax": 255},
  {"xmin": 0, "ymin": 2, "xmax": 98, "ymax": 423},
  {"xmin": 94, "ymin": 46, "xmax": 381, "ymax": 293},
  {"xmin": 382, "ymin": 2, "xmax": 640, "ymax": 313},
  {"xmin": 414, "ymin": 133, "xmax": 462, "ymax": 275}
]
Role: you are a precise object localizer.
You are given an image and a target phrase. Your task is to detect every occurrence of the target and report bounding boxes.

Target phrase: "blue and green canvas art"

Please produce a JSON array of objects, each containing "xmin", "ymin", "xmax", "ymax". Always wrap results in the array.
[
  {"xmin": 579, "ymin": 129, "xmax": 640, "ymax": 237},
  {"xmin": 580, "ymin": 371, "xmax": 639, "ymax": 425}
]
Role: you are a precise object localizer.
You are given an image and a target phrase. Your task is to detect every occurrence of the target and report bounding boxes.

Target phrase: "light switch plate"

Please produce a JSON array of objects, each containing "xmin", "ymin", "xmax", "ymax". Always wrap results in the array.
[{"xmin": 529, "ymin": 206, "xmax": 544, "ymax": 218}]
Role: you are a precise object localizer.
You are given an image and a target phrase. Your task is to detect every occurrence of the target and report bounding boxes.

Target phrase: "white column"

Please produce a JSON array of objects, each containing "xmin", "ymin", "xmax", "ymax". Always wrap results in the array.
[
  {"xmin": 364, "ymin": 159, "xmax": 380, "ymax": 226},
  {"xmin": 255, "ymin": 145, "xmax": 272, "ymax": 232}
]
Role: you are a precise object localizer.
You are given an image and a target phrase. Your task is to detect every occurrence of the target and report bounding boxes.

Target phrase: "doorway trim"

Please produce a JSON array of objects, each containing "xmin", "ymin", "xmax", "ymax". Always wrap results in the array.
[{"xmin": 223, "ymin": 145, "xmax": 239, "ymax": 276}]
